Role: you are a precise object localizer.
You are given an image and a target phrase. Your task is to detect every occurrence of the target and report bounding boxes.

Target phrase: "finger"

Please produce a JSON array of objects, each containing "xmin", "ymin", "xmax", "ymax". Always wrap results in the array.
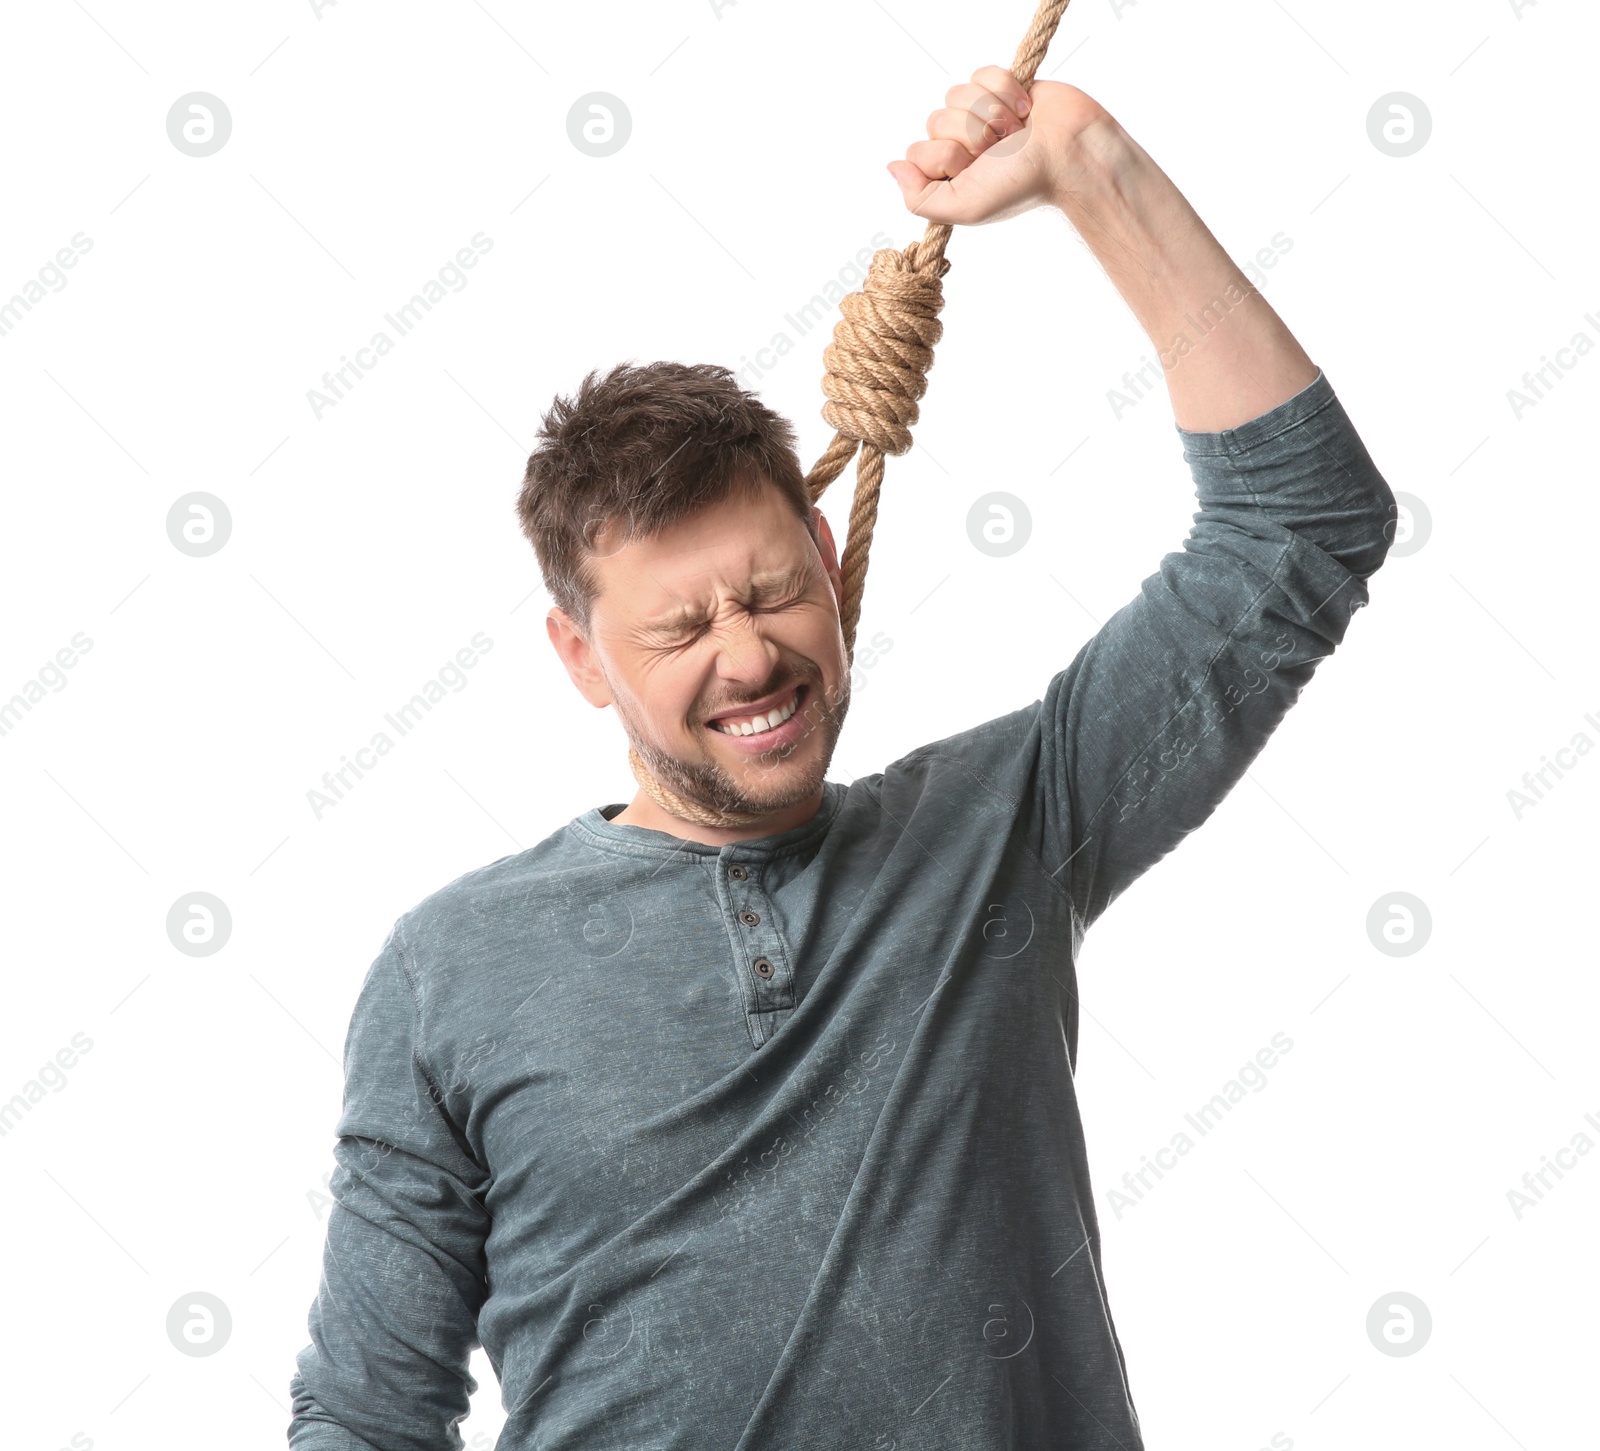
[
  {"xmin": 934, "ymin": 87, "xmax": 1024, "ymax": 155},
  {"xmin": 885, "ymin": 161, "xmax": 973, "ymax": 227},
  {"xmin": 886, "ymin": 158, "xmax": 940, "ymax": 212},
  {"xmin": 905, "ymin": 138, "xmax": 977, "ymax": 181},
  {"xmin": 944, "ymin": 81, "xmax": 1026, "ymax": 140},
  {"xmin": 969, "ymin": 65, "xmax": 1032, "ymax": 121},
  {"xmin": 925, "ymin": 104, "xmax": 1002, "ymax": 158}
]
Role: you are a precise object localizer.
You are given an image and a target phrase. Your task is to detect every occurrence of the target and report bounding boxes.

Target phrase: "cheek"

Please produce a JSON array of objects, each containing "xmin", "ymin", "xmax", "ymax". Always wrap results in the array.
[
  {"xmin": 785, "ymin": 605, "xmax": 842, "ymax": 657},
  {"xmin": 638, "ymin": 659, "xmax": 709, "ymax": 730},
  {"xmin": 655, "ymin": 679, "xmax": 699, "ymax": 729}
]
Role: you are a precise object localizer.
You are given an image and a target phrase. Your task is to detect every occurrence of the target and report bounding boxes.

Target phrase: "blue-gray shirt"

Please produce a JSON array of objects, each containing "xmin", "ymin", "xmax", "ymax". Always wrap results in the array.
[{"xmin": 289, "ymin": 370, "xmax": 1394, "ymax": 1450}]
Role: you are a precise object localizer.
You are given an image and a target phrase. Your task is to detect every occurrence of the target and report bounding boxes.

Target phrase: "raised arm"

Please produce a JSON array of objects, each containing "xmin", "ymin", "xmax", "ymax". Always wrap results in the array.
[
  {"xmin": 289, "ymin": 924, "xmax": 492, "ymax": 1451},
  {"xmin": 891, "ymin": 68, "xmax": 1395, "ymax": 926}
]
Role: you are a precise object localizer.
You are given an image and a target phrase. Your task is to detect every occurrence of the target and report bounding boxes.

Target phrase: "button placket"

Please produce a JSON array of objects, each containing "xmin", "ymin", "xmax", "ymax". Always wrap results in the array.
[{"xmin": 725, "ymin": 861, "xmax": 789, "ymax": 1013}]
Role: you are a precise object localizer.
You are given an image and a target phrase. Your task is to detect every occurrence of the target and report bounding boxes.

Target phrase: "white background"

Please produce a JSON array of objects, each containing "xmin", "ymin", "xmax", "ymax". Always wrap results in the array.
[{"xmin": 1, "ymin": 0, "xmax": 1594, "ymax": 1447}]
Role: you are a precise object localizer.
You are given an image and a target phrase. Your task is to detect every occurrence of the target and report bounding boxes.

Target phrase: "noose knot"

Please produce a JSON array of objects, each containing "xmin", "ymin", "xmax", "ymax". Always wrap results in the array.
[{"xmin": 818, "ymin": 242, "xmax": 951, "ymax": 458}]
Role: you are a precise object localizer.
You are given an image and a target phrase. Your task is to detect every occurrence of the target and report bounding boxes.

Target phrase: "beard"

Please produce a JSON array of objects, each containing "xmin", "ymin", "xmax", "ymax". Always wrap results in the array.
[{"xmin": 613, "ymin": 661, "xmax": 852, "ymax": 821}]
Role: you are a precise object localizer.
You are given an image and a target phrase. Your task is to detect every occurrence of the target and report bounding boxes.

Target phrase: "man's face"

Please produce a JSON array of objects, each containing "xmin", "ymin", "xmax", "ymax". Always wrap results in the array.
[{"xmin": 550, "ymin": 479, "xmax": 851, "ymax": 821}]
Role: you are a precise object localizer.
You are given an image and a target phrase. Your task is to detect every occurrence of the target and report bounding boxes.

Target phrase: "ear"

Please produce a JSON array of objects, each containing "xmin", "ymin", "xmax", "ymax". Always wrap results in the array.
[
  {"xmin": 546, "ymin": 607, "xmax": 614, "ymax": 709},
  {"xmin": 814, "ymin": 507, "xmax": 844, "ymax": 609}
]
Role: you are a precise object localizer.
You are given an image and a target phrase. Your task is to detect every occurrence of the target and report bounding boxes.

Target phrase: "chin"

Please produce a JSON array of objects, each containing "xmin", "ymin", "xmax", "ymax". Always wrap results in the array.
[{"xmin": 634, "ymin": 673, "xmax": 850, "ymax": 819}]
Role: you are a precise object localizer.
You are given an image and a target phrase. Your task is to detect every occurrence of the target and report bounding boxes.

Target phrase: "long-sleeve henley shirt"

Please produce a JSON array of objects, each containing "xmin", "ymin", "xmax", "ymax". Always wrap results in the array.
[{"xmin": 289, "ymin": 368, "xmax": 1395, "ymax": 1450}]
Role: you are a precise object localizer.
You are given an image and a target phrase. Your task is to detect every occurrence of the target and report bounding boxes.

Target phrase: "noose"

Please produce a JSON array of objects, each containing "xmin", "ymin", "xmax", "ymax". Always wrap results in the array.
[{"xmin": 629, "ymin": 0, "xmax": 1074, "ymax": 827}]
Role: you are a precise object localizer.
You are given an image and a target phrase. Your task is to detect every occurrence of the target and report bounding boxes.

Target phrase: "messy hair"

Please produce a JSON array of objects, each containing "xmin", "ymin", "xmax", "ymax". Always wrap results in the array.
[{"xmin": 516, "ymin": 361, "xmax": 819, "ymax": 635}]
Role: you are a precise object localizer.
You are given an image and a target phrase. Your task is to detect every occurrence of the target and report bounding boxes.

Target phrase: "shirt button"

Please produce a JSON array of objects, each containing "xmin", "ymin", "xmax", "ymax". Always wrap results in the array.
[
  {"xmin": 729, "ymin": 865, "xmax": 748, "ymax": 880},
  {"xmin": 753, "ymin": 957, "xmax": 775, "ymax": 979},
  {"xmin": 740, "ymin": 910, "xmax": 760, "ymax": 927}
]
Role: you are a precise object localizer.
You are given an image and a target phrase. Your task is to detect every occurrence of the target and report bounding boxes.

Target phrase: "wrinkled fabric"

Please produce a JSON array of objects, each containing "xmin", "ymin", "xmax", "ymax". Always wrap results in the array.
[{"xmin": 290, "ymin": 369, "xmax": 1394, "ymax": 1450}]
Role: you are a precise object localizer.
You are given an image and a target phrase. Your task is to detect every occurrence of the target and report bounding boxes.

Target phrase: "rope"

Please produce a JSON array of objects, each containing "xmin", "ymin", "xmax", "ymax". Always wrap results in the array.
[{"xmin": 629, "ymin": 0, "xmax": 1074, "ymax": 828}]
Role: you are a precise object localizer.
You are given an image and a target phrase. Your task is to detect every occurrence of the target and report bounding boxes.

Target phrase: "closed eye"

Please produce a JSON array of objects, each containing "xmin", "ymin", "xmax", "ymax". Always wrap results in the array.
[
  {"xmin": 658, "ymin": 594, "xmax": 808, "ymax": 649},
  {"xmin": 757, "ymin": 593, "xmax": 808, "ymax": 614}
]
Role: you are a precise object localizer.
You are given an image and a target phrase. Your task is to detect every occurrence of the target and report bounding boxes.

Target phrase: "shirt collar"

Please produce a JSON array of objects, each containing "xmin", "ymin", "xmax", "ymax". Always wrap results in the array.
[{"xmin": 569, "ymin": 778, "xmax": 845, "ymax": 863}]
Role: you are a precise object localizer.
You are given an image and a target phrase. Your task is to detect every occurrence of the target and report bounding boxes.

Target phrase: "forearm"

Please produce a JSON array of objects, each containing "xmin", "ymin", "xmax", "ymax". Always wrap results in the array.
[
  {"xmin": 1050, "ymin": 118, "xmax": 1318, "ymax": 432},
  {"xmin": 290, "ymin": 929, "xmax": 491, "ymax": 1450}
]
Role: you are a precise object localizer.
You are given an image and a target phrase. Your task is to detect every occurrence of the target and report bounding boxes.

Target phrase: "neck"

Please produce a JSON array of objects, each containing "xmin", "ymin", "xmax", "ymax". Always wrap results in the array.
[{"xmin": 612, "ymin": 784, "xmax": 825, "ymax": 847}]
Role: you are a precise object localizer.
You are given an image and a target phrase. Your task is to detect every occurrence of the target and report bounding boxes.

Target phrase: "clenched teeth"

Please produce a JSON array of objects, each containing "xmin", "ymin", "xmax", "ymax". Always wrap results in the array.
[{"xmin": 709, "ymin": 687, "xmax": 802, "ymax": 736}]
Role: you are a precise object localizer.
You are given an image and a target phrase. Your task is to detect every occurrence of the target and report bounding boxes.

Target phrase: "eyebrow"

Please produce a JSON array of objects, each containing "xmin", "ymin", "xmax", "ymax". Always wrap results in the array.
[{"xmin": 643, "ymin": 566, "xmax": 816, "ymax": 634}]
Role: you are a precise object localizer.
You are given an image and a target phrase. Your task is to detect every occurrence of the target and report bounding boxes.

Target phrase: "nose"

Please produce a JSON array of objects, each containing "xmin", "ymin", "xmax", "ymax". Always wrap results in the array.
[{"xmin": 707, "ymin": 607, "xmax": 784, "ymax": 691}]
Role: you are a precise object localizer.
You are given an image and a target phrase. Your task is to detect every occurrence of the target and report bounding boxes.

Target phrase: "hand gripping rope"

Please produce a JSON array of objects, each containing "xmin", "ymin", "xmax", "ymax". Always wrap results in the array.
[{"xmin": 629, "ymin": 0, "xmax": 1074, "ymax": 827}]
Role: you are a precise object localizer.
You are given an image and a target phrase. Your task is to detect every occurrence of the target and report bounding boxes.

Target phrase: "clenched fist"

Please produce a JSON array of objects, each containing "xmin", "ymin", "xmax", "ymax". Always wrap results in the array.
[{"xmin": 886, "ymin": 66, "xmax": 1117, "ymax": 227}]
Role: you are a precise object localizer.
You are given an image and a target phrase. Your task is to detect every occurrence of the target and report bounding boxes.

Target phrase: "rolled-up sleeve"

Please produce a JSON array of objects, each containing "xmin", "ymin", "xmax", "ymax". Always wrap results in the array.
[
  {"xmin": 289, "ymin": 921, "xmax": 492, "ymax": 1451},
  {"xmin": 1043, "ymin": 368, "xmax": 1396, "ymax": 929}
]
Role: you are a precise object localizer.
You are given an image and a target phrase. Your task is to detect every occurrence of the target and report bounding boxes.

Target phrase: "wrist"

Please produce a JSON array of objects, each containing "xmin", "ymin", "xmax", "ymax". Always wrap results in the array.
[
  {"xmin": 1044, "ymin": 112, "xmax": 1136, "ymax": 215},
  {"xmin": 1046, "ymin": 119, "xmax": 1211, "ymax": 310}
]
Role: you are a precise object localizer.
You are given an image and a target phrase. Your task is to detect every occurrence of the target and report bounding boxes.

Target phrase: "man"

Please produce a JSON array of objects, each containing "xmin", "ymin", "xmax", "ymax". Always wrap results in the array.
[{"xmin": 290, "ymin": 66, "xmax": 1393, "ymax": 1449}]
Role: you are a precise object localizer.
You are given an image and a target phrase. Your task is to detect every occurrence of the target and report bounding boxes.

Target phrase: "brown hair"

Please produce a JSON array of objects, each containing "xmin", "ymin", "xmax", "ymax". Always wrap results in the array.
[{"xmin": 516, "ymin": 361, "xmax": 819, "ymax": 636}]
